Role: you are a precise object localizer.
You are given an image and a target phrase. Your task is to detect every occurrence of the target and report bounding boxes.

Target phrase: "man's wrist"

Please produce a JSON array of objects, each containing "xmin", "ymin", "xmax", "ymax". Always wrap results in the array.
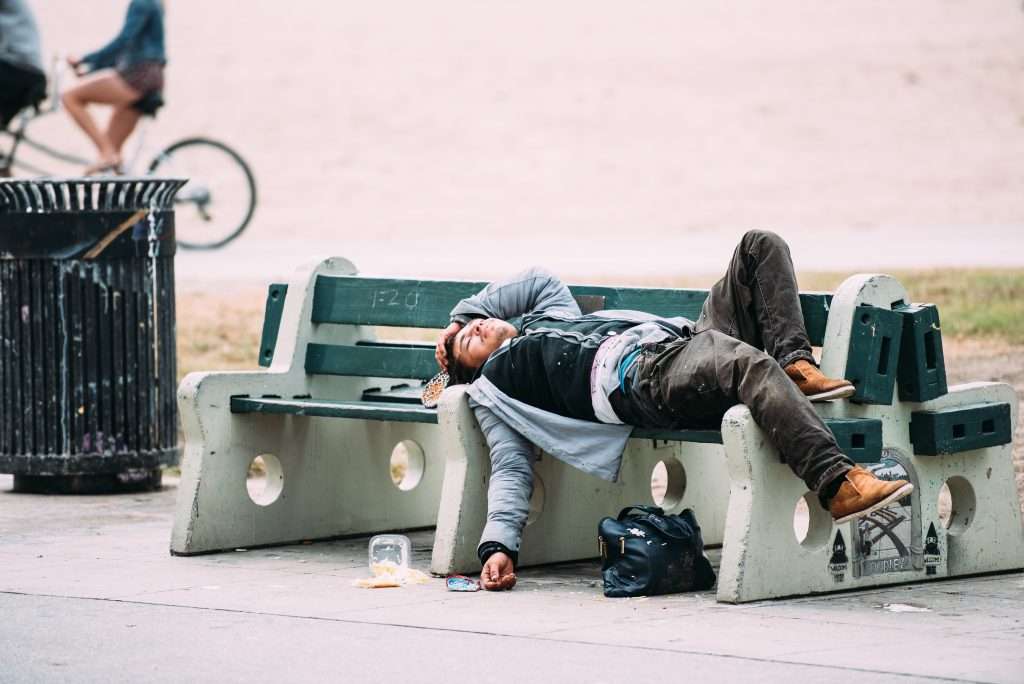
[{"xmin": 477, "ymin": 541, "xmax": 518, "ymax": 567}]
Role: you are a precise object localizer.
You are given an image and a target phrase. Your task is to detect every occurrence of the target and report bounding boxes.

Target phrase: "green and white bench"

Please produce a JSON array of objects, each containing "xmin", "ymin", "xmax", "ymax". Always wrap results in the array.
[
  {"xmin": 170, "ymin": 256, "xmax": 834, "ymax": 554},
  {"xmin": 171, "ymin": 259, "xmax": 1024, "ymax": 603}
]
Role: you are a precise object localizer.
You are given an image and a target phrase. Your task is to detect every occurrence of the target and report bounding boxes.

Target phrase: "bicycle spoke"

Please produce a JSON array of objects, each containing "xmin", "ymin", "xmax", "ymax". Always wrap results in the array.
[{"xmin": 148, "ymin": 138, "xmax": 256, "ymax": 249}]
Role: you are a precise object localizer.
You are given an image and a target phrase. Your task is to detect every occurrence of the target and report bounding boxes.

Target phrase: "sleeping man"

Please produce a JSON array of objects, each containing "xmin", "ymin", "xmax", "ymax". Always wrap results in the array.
[{"xmin": 432, "ymin": 231, "xmax": 912, "ymax": 591}]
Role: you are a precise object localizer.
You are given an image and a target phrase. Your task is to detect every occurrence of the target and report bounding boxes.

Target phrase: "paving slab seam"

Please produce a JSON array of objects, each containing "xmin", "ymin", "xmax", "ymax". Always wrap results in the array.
[
  {"xmin": 107, "ymin": 584, "xmax": 248, "ymax": 600},
  {"xmin": 0, "ymin": 590, "xmax": 990, "ymax": 683},
  {"xmin": 645, "ymin": 606, "xmax": 940, "ymax": 629},
  {"xmin": 942, "ymin": 625, "xmax": 1024, "ymax": 639},
  {"xmin": 704, "ymin": 609, "xmax": 978, "ymax": 633},
  {"xmin": 523, "ymin": 615, "xmax": 705, "ymax": 639},
  {"xmin": 930, "ymin": 591, "xmax": 1024, "ymax": 603},
  {"xmin": 315, "ymin": 596, "xmax": 468, "ymax": 617},
  {"xmin": 731, "ymin": 573, "xmax": 1024, "ymax": 611}
]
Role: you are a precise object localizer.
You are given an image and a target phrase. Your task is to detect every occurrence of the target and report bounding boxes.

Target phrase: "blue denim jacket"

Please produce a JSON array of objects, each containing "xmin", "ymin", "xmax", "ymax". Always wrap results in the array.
[{"xmin": 82, "ymin": 0, "xmax": 165, "ymax": 71}]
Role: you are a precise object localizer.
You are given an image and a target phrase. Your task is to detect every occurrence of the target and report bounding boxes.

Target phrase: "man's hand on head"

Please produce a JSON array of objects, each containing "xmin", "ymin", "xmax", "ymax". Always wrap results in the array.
[
  {"xmin": 480, "ymin": 551, "xmax": 517, "ymax": 591},
  {"xmin": 435, "ymin": 321, "xmax": 463, "ymax": 371}
]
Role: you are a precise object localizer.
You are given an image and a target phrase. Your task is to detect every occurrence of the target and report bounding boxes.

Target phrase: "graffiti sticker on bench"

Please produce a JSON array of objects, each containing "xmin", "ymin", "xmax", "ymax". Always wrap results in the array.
[{"xmin": 853, "ymin": 455, "xmax": 918, "ymax": 578}]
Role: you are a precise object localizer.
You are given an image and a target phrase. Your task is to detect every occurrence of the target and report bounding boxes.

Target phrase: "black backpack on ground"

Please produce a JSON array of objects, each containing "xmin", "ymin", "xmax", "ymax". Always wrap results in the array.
[{"xmin": 598, "ymin": 505, "xmax": 716, "ymax": 597}]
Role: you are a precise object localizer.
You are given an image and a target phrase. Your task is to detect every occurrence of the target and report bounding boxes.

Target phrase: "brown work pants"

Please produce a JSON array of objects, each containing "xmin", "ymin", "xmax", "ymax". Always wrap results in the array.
[{"xmin": 611, "ymin": 230, "xmax": 853, "ymax": 497}]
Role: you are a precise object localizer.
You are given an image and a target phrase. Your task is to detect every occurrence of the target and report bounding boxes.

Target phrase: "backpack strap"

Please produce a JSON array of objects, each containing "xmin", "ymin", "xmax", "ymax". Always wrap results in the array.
[{"xmin": 616, "ymin": 505, "xmax": 664, "ymax": 520}]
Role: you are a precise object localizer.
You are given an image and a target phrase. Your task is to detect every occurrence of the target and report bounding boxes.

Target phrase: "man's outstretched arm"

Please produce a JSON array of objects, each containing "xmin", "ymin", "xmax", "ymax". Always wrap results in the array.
[{"xmin": 471, "ymin": 402, "xmax": 537, "ymax": 590}]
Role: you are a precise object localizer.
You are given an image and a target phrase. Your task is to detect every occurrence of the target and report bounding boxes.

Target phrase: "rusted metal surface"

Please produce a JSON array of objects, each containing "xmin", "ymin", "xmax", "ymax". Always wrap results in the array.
[{"xmin": 0, "ymin": 178, "xmax": 185, "ymax": 492}]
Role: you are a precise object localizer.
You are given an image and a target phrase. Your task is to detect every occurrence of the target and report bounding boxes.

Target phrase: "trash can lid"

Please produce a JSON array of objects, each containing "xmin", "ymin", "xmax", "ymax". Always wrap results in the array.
[
  {"xmin": 0, "ymin": 177, "xmax": 187, "ymax": 259},
  {"xmin": 0, "ymin": 177, "xmax": 186, "ymax": 214}
]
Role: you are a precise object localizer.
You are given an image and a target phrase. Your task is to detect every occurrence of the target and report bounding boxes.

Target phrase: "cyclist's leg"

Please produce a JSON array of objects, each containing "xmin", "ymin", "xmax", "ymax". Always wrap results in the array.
[
  {"xmin": 106, "ymin": 106, "xmax": 142, "ymax": 158},
  {"xmin": 62, "ymin": 69, "xmax": 140, "ymax": 170}
]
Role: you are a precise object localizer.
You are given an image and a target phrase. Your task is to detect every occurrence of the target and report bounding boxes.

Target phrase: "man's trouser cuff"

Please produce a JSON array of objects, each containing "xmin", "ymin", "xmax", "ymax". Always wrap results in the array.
[{"xmin": 778, "ymin": 349, "xmax": 816, "ymax": 369}]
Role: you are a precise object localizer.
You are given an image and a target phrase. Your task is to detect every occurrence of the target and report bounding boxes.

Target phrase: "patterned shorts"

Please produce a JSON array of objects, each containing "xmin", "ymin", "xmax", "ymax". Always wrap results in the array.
[{"xmin": 117, "ymin": 61, "xmax": 164, "ymax": 96}]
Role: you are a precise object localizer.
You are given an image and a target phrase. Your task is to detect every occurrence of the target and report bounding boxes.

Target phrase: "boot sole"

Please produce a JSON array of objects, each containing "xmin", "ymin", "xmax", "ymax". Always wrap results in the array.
[
  {"xmin": 807, "ymin": 385, "xmax": 856, "ymax": 402},
  {"xmin": 833, "ymin": 482, "xmax": 915, "ymax": 525}
]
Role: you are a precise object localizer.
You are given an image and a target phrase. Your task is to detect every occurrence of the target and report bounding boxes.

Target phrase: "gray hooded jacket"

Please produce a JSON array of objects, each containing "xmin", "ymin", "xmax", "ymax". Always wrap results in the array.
[{"xmin": 449, "ymin": 268, "xmax": 693, "ymax": 556}]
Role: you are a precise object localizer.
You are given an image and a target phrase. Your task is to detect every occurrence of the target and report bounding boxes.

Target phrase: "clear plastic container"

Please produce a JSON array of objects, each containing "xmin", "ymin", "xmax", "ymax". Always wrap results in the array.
[{"xmin": 367, "ymin": 534, "xmax": 411, "ymax": 570}]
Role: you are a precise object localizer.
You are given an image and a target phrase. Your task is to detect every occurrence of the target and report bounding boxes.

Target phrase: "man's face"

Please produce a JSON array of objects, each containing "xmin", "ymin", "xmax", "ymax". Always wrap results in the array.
[{"xmin": 452, "ymin": 318, "xmax": 518, "ymax": 371}]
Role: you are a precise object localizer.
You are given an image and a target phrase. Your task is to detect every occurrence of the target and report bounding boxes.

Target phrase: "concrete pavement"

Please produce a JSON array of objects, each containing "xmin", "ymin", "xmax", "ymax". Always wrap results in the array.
[{"xmin": 1, "ymin": 473, "xmax": 1022, "ymax": 683}]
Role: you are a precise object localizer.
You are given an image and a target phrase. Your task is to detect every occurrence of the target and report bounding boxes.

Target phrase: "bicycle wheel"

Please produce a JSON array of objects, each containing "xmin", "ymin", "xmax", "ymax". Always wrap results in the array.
[{"xmin": 147, "ymin": 137, "xmax": 257, "ymax": 249}]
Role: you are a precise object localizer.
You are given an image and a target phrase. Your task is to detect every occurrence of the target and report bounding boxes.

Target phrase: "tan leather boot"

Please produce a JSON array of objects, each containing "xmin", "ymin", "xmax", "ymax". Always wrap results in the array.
[
  {"xmin": 828, "ymin": 466, "xmax": 914, "ymax": 524},
  {"xmin": 784, "ymin": 359, "xmax": 855, "ymax": 401}
]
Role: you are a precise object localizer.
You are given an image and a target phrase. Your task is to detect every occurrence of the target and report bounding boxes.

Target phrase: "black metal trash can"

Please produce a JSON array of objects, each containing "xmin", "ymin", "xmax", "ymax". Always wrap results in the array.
[{"xmin": 0, "ymin": 177, "xmax": 186, "ymax": 493}]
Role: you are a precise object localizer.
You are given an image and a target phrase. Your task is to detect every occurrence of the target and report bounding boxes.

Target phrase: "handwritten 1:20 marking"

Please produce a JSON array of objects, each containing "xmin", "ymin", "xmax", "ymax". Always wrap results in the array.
[{"xmin": 370, "ymin": 289, "xmax": 420, "ymax": 309}]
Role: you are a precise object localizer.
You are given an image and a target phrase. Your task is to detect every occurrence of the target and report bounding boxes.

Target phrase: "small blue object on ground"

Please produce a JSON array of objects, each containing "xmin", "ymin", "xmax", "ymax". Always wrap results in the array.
[{"xmin": 446, "ymin": 575, "xmax": 481, "ymax": 592}]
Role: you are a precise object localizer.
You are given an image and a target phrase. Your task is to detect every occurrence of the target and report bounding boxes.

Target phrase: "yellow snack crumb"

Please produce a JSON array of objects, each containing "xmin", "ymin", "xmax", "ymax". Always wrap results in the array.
[{"xmin": 352, "ymin": 561, "xmax": 430, "ymax": 588}]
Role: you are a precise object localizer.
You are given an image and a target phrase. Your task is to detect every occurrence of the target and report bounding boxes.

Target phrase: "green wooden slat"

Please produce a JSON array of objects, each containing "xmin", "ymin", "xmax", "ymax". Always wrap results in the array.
[
  {"xmin": 362, "ymin": 385, "xmax": 425, "ymax": 404},
  {"xmin": 265, "ymin": 275, "xmax": 831, "ymax": 387},
  {"xmin": 262, "ymin": 278, "xmax": 829, "ymax": 374},
  {"xmin": 305, "ymin": 343, "xmax": 438, "ymax": 379},
  {"xmin": 312, "ymin": 276, "xmax": 485, "ymax": 328},
  {"xmin": 356, "ymin": 340, "xmax": 433, "ymax": 350},
  {"xmin": 567, "ymin": 285, "xmax": 709, "ymax": 320},
  {"xmin": 573, "ymin": 287, "xmax": 829, "ymax": 345},
  {"xmin": 257, "ymin": 283, "xmax": 289, "ymax": 367},
  {"xmin": 230, "ymin": 396, "xmax": 437, "ymax": 423},
  {"xmin": 308, "ymin": 274, "xmax": 831, "ymax": 343},
  {"xmin": 311, "ymin": 276, "xmax": 715, "ymax": 327},
  {"xmin": 576, "ymin": 286, "xmax": 830, "ymax": 345}
]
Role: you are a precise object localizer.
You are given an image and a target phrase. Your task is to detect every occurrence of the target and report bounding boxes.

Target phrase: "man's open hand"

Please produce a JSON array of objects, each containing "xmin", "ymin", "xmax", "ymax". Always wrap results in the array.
[
  {"xmin": 435, "ymin": 321, "xmax": 463, "ymax": 371},
  {"xmin": 480, "ymin": 551, "xmax": 517, "ymax": 591}
]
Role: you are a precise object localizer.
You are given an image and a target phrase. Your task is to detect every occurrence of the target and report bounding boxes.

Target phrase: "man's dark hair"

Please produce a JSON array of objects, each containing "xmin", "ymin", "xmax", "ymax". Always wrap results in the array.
[{"xmin": 445, "ymin": 333, "xmax": 476, "ymax": 386}]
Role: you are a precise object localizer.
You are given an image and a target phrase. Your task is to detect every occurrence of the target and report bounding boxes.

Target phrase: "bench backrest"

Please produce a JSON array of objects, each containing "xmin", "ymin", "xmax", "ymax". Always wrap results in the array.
[{"xmin": 259, "ymin": 276, "xmax": 833, "ymax": 380}]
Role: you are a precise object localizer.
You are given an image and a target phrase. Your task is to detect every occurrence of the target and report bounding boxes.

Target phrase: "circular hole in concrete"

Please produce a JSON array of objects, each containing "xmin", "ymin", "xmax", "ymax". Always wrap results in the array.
[
  {"xmin": 938, "ymin": 476, "xmax": 975, "ymax": 535},
  {"xmin": 793, "ymin": 492, "xmax": 832, "ymax": 548},
  {"xmin": 247, "ymin": 453, "xmax": 284, "ymax": 506},
  {"xmin": 389, "ymin": 440, "xmax": 425, "ymax": 491},
  {"xmin": 650, "ymin": 459, "xmax": 686, "ymax": 510},
  {"xmin": 526, "ymin": 474, "xmax": 546, "ymax": 526}
]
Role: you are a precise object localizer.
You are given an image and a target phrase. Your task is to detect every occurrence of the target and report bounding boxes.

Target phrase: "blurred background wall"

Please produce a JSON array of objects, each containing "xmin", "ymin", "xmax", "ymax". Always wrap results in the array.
[{"xmin": 28, "ymin": 0, "xmax": 1024, "ymax": 282}]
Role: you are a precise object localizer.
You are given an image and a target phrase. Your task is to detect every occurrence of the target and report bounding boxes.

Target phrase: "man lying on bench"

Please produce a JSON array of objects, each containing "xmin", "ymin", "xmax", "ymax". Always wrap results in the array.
[{"xmin": 429, "ymin": 231, "xmax": 913, "ymax": 591}]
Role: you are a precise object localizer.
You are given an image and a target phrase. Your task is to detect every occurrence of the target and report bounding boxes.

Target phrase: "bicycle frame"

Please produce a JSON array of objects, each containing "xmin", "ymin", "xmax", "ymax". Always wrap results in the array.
[
  {"xmin": 1, "ymin": 107, "xmax": 154, "ymax": 177},
  {"xmin": 0, "ymin": 56, "xmax": 153, "ymax": 177},
  {"xmin": 2, "ymin": 57, "xmax": 258, "ymax": 250}
]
